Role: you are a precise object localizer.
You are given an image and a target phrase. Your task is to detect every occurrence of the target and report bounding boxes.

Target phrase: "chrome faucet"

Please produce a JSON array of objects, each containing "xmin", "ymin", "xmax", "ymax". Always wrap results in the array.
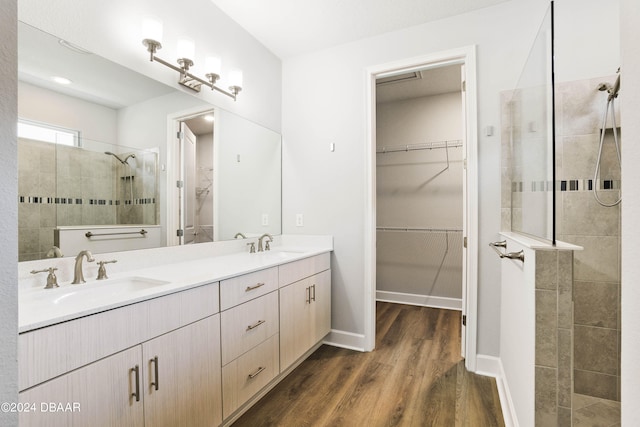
[
  {"xmin": 234, "ymin": 232, "xmax": 247, "ymax": 239},
  {"xmin": 257, "ymin": 233, "xmax": 273, "ymax": 252},
  {"xmin": 72, "ymin": 250, "xmax": 95, "ymax": 284}
]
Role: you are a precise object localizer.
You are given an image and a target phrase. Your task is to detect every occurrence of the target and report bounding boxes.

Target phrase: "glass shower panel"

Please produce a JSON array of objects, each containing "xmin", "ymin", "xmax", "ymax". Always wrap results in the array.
[{"xmin": 509, "ymin": 5, "xmax": 555, "ymax": 242}]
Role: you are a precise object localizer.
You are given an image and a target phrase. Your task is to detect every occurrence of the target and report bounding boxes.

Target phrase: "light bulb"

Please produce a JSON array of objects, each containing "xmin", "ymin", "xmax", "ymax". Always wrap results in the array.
[
  {"xmin": 229, "ymin": 69, "xmax": 243, "ymax": 88},
  {"xmin": 142, "ymin": 17, "xmax": 163, "ymax": 43},
  {"xmin": 205, "ymin": 56, "xmax": 222, "ymax": 75},
  {"xmin": 177, "ymin": 38, "xmax": 195, "ymax": 61}
]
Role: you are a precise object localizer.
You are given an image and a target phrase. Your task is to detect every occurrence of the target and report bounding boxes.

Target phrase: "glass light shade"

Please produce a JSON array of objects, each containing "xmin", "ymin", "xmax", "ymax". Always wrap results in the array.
[
  {"xmin": 205, "ymin": 56, "xmax": 222, "ymax": 75},
  {"xmin": 142, "ymin": 17, "xmax": 163, "ymax": 43},
  {"xmin": 176, "ymin": 38, "xmax": 195, "ymax": 60},
  {"xmin": 229, "ymin": 69, "xmax": 243, "ymax": 88}
]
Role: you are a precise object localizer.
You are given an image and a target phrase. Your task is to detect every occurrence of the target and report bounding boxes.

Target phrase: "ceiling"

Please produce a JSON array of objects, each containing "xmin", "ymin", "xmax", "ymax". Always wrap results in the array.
[
  {"xmin": 376, "ymin": 64, "xmax": 462, "ymax": 103},
  {"xmin": 210, "ymin": 0, "xmax": 509, "ymax": 58}
]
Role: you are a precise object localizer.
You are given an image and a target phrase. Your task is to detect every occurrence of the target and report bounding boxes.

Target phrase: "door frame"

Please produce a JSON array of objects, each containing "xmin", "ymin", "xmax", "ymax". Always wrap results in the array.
[
  {"xmin": 364, "ymin": 45, "xmax": 479, "ymax": 371},
  {"xmin": 166, "ymin": 106, "xmax": 216, "ymax": 247}
]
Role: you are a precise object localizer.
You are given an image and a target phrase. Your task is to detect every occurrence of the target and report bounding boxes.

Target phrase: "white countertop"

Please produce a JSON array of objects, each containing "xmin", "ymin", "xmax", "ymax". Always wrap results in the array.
[{"xmin": 19, "ymin": 235, "xmax": 333, "ymax": 333}]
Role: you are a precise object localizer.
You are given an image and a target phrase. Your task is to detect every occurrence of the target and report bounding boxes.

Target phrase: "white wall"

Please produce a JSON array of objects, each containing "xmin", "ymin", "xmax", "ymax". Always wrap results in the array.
[
  {"xmin": 0, "ymin": 0, "xmax": 18, "ymax": 423},
  {"xmin": 282, "ymin": 0, "xmax": 550, "ymax": 355},
  {"xmin": 620, "ymin": 0, "xmax": 640, "ymax": 423},
  {"xmin": 18, "ymin": 0, "xmax": 282, "ymax": 133},
  {"xmin": 18, "ymin": 82, "xmax": 118, "ymax": 144}
]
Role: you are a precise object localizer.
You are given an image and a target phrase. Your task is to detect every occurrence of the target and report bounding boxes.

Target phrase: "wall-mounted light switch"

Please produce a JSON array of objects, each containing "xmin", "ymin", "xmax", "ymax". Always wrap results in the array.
[
  {"xmin": 296, "ymin": 214, "xmax": 304, "ymax": 227},
  {"xmin": 262, "ymin": 214, "xmax": 269, "ymax": 226}
]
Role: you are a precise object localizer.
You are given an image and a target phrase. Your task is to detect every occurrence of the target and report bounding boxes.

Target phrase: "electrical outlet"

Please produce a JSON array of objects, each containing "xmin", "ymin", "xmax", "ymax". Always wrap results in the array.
[
  {"xmin": 262, "ymin": 214, "xmax": 269, "ymax": 226},
  {"xmin": 296, "ymin": 214, "xmax": 304, "ymax": 227}
]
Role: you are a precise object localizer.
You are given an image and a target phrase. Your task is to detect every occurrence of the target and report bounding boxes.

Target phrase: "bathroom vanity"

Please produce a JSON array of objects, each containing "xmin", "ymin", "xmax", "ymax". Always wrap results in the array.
[{"xmin": 17, "ymin": 236, "xmax": 332, "ymax": 426}]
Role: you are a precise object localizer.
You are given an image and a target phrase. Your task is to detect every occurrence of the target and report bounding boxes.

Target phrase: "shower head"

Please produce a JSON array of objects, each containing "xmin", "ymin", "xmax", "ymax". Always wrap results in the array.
[
  {"xmin": 105, "ymin": 151, "xmax": 135, "ymax": 165},
  {"xmin": 597, "ymin": 70, "xmax": 621, "ymax": 101},
  {"xmin": 608, "ymin": 72, "xmax": 620, "ymax": 101}
]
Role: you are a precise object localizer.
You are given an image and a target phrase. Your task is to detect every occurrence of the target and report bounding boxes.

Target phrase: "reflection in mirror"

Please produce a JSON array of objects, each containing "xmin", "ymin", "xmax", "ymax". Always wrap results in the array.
[
  {"xmin": 18, "ymin": 21, "xmax": 282, "ymax": 261},
  {"xmin": 18, "ymin": 135, "xmax": 160, "ymax": 261}
]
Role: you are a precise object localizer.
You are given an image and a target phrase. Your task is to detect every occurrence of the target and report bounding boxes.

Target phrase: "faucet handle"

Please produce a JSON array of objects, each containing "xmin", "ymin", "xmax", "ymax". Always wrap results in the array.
[
  {"xmin": 96, "ymin": 260, "xmax": 118, "ymax": 280},
  {"xmin": 246, "ymin": 242, "xmax": 256, "ymax": 253},
  {"xmin": 31, "ymin": 267, "xmax": 59, "ymax": 289},
  {"xmin": 265, "ymin": 240, "xmax": 271, "ymax": 251}
]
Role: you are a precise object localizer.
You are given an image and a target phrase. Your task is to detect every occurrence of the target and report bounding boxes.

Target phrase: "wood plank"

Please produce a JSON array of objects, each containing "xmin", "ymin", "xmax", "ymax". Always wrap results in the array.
[{"xmin": 232, "ymin": 302, "xmax": 504, "ymax": 427}]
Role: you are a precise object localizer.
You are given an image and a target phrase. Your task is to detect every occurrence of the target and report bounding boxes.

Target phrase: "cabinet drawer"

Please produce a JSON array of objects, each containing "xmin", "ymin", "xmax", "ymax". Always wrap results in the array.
[
  {"xmin": 222, "ymin": 333, "xmax": 279, "ymax": 418},
  {"xmin": 278, "ymin": 253, "xmax": 330, "ymax": 287},
  {"xmin": 221, "ymin": 291, "xmax": 279, "ymax": 365},
  {"xmin": 220, "ymin": 267, "xmax": 278, "ymax": 310}
]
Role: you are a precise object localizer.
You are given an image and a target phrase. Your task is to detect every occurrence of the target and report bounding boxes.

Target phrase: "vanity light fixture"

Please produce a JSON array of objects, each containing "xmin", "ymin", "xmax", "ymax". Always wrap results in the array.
[{"xmin": 141, "ymin": 17, "xmax": 242, "ymax": 100}]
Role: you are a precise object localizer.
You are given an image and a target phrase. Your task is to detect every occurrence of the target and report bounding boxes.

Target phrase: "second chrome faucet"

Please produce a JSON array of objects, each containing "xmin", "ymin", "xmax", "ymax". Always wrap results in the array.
[
  {"xmin": 257, "ymin": 233, "xmax": 273, "ymax": 252},
  {"xmin": 71, "ymin": 250, "xmax": 95, "ymax": 284}
]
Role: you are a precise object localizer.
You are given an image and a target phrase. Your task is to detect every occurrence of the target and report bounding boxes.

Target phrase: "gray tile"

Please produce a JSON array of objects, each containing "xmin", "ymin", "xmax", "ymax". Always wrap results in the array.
[
  {"xmin": 573, "ymin": 399, "xmax": 620, "ymax": 427},
  {"xmin": 536, "ymin": 250, "xmax": 558, "ymax": 290},
  {"xmin": 574, "ymin": 281, "xmax": 618, "ymax": 328},
  {"xmin": 561, "ymin": 192, "xmax": 619, "ymax": 237},
  {"xmin": 557, "ymin": 328, "xmax": 572, "ymax": 408},
  {"xmin": 574, "ymin": 370, "xmax": 618, "ymax": 401},
  {"xmin": 558, "ymin": 286, "xmax": 573, "ymax": 329},
  {"xmin": 557, "ymin": 406, "xmax": 571, "ymax": 427},
  {"xmin": 574, "ymin": 325, "xmax": 618, "ymax": 374},
  {"xmin": 536, "ymin": 290, "xmax": 558, "ymax": 367},
  {"xmin": 557, "ymin": 251, "xmax": 573, "ymax": 292},
  {"xmin": 536, "ymin": 366, "xmax": 557, "ymax": 427},
  {"xmin": 568, "ymin": 235, "xmax": 619, "ymax": 283}
]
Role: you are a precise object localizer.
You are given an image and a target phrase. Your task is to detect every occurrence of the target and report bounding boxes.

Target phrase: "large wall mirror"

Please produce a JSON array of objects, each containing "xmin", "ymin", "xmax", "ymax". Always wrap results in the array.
[{"xmin": 18, "ymin": 21, "xmax": 282, "ymax": 261}]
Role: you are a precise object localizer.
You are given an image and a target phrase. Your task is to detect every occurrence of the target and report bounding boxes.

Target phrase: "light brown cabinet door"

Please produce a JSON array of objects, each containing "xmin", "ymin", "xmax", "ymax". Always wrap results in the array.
[
  {"xmin": 19, "ymin": 346, "xmax": 144, "ymax": 427},
  {"xmin": 142, "ymin": 314, "xmax": 222, "ymax": 427},
  {"xmin": 279, "ymin": 276, "xmax": 313, "ymax": 371}
]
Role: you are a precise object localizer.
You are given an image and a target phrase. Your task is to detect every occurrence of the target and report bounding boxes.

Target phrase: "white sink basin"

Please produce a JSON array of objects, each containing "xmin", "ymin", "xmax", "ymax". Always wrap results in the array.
[{"xmin": 22, "ymin": 276, "xmax": 170, "ymax": 307}]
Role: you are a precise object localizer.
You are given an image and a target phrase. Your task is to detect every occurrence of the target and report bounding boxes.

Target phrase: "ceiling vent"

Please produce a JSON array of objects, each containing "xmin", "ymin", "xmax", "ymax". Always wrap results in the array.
[{"xmin": 376, "ymin": 70, "xmax": 423, "ymax": 86}]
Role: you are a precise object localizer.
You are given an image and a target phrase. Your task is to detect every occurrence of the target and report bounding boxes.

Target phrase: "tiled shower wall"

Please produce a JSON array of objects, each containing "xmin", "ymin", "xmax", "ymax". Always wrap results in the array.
[
  {"xmin": 18, "ymin": 138, "xmax": 158, "ymax": 261},
  {"xmin": 502, "ymin": 75, "xmax": 621, "ymax": 403},
  {"xmin": 556, "ymin": 76, "xmax": 621, "ymax": 401}
]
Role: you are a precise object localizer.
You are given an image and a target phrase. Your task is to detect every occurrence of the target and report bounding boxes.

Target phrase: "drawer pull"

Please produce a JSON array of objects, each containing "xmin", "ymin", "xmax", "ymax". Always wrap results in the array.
[
  {"xmin": 150, "ymin": 356, "xmax": 159, "ymax": 391},
  {"xmin": 246, "ymin": 282, "xmax": 265, "ymax": 292},
  {"xmin": 311, "ymin": 284, "xmax": 316, "ymax": 302},
  {"xmin": 246, "ymin": 319, "xmax": 266, "ymax": 331},
  {"xmin": 248, "ymin": 366, "xmax": 266, "ymax": 379},
  {"xmin": 305, "ymin": 286, "xmax": 310, "ymax": 304},
  {"xmin": 131, "ymin": 365, "xmax": 140, "ymax": 402}
]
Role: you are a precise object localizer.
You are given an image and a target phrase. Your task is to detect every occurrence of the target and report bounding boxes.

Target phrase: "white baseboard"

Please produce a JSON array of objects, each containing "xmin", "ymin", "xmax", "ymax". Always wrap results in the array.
[
  {"xmin": 376, "ymin": 290, "xmax": 462, "ymax": 311},
  {"xmin": 323, "ymin": 329, "xmax": 366, "ymax": 352},
  {"xmin": 475, "ymin": 355, "xmax": 517, "ymax": 427}
]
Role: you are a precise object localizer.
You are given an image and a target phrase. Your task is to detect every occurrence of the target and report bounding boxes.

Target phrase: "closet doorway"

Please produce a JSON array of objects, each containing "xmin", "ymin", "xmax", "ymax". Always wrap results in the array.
[{"xmin": 365, "ymin": 47, "xmax": 478, "ymax": 369}]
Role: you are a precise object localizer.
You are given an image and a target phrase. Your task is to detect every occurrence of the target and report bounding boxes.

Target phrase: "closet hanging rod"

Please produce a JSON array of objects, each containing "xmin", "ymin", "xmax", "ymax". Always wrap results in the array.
[
  {"xmin": 376, "ymin": 139, "xmax": 462, "ymax": 154},
  {"xmin": 376, "ymin": 226, "xmax": 463, "ymax": 233}
]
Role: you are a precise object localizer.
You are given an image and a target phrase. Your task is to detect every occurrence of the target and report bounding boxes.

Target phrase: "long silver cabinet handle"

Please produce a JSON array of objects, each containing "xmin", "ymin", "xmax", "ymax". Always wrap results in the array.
[
  {"xmin": 489, "ymin": 240, "xmax": 525, "ymax": 263},
  {"xmin": 245, "ymin": 282, "xmax": 265, "ymax": 292},
  {"xmin": 305, "ymin": 287, "xmax": 310, "ymax": 304},
  {"xmin": 131, "ymin": 365, "xmax": 140, "ymax": 402},
  {"xmin": 150, "ymin": 356, "xmax": 159, "ymax": 391},
  {"xmin": 311, "ymin": 284, "xmax": 316, "ymax": 302},
  {"xmin": 246, "ymin": 320, "xmax": 266, "ymax": 331},
  {"xmin": 248, "ymin": 366, "xmax": 266, "ymax": 379}
]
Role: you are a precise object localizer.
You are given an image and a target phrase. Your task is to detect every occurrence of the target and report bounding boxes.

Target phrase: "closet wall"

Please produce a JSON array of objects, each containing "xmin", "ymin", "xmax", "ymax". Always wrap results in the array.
[{"xmin": 376, "ymin": 89, "xmax": 464, "ymax": 309}]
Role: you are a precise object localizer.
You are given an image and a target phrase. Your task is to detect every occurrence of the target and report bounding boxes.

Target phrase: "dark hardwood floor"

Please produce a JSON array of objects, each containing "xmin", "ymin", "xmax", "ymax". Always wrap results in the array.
[{"xmin": 232, "ymin": 302, "xmax": 505, "ymax": 427}]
